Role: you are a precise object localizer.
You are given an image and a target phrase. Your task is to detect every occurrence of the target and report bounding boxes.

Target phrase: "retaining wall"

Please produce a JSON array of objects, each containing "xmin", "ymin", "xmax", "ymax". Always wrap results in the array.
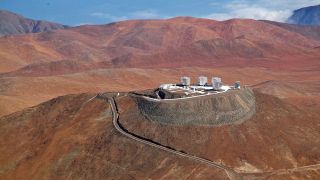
[{"xmin": 132, "ymin": 88, "xmax": 256, "ymax": 126}]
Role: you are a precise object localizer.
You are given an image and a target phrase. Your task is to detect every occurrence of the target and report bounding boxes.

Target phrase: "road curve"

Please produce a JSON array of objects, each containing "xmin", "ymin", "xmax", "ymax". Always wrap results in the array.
[{"xmin": 102, "ymin": 95, "xmax": 242, "ymax": 180}]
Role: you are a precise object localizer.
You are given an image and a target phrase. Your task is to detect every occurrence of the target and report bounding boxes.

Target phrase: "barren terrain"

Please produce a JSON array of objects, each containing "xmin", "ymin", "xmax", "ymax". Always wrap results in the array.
[
  {"xmin": 0, "ymin": 17, "xmax": 319, "ymax": 116},
  {"xmin": 0, "ymin": 80, "xmax": 319, "ymax": 179},
  {"xmin": 0, "ymin": 16, "xmax": 319, "ymax": 179},
  {"xmin": 0, "ymin": 93, "xmax": 230, "ymax": 179}
]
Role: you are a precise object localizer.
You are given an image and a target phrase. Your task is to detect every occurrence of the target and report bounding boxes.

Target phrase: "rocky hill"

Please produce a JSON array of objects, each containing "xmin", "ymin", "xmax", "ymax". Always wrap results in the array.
[
  {"xmin": 0, "ymin": 10, "xmax": 68, "ymax": 36},
  {"xmin": 134, "ymin": 88, "xmax": 256, "ymax": 125},
  {"xmin": 120, "ymin": 89, "xmax": 320, "ymax": 179},
  {"xmin": 0, "ymin": 86, "xmax": 319, "ymax": 179},
  {"xmin": 287, "ymin": 5, "xmax": 320, "ymax": 25},
  {"xmin": 0, "ymin": 93, "xmax": 228, "ymax": 179}
]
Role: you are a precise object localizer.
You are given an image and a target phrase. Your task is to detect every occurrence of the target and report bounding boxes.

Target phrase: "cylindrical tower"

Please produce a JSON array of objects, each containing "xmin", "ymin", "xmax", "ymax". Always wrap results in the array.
[{"xmin": 198, "ymin": 76, "xmax": 208, "ymax": 86}]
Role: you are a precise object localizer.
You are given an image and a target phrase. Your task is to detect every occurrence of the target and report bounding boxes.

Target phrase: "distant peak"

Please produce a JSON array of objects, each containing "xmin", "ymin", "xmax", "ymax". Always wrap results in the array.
[
  {"xmin": 294, "ymin": 4, "xmax": 320, "ymax": 12},
  {"xmin": 0, "ymin": 9, "xmax": 23, "ymax": 17},
  {"xmin": 0, "ymin": 9, "xmax": 69, "ymax": 36},
  {"xmin": 287, "ymin": 4, "xmax": 320, "ymax": 25}
]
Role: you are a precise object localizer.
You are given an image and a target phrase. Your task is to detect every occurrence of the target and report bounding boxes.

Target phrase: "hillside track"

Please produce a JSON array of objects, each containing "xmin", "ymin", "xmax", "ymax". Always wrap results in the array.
[
  {"xmin": 97, "ymin": 94, "xmax": 242, "ymax": 180},
  {"xmin": 96, "ymin": 93, "xmax": 320, "ymax": 179}
]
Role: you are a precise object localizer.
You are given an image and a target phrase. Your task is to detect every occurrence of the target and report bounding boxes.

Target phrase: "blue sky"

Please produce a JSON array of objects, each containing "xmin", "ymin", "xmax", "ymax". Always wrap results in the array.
[{"xmin": 0, "ymin": 0, "xmax": 319, "ymax": 25}]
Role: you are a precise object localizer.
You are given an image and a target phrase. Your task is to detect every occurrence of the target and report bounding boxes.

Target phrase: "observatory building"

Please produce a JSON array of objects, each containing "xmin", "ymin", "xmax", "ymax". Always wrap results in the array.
[
  {"xmin": 198, "ymin": 76, "xmax": 208, "ymax": 86},
  {"xmin": 136, "ymin": 76, "xmax": 254, "ymax": 126},
  {"xmin": 181, "ymin": 76, "xmax": 191, "ymax": 86},
  {"xmin": 157, "ymin": 75, "xmax": 242, "ymax": 99},
  {"xmin": 212, "ymin": 77, "xmax": 222, "ymax": 90}
]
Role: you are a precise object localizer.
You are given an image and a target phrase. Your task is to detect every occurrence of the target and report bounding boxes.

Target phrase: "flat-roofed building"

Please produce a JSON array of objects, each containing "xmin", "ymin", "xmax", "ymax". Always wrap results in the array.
[{"xmin": 159, "ymin": 84, "xmax": 175, "ymax": 89}]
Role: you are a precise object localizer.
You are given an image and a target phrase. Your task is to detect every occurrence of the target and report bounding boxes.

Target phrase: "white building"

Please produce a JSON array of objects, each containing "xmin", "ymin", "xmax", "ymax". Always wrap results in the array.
[
  {"xmin": 212, "ymin": 77, "xmax": 222, "ymax": 90},
  {"xmin": 198, "ymin": 76, "xmax": 208, "ymax": 86},
  {"xmin": 181, "ymin": 76, "xmax": 191, "ymax": 86},
  {"xmin": 159, "ymin": 84, "xmax": 174, "ymax": 89}
]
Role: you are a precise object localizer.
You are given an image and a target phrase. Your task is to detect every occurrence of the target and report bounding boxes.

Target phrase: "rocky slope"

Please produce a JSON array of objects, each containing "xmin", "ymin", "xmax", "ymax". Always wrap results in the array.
[
  {"xmin": 0, "ymin": 85, "xmax": 319, "ymax": 179},
  {"xmin": 262, "ymin": 20, "xmax": 320, "ymax": 41},
  {"xmin": 119, "ymin": 89, "xmax": 320, "ymax": 179},
  {"xmin": 287, "ymin": 5, "xmax": 320, "ymax": 25},
  {"xmin": 134, "ymin": 88, "xmax": 255, "ymax": 125},
  {"xmin": 0, "ymin": 93, "xmax": 228, "ymax": 179},
  {"xmin": 0, "ymin": 10, "xmax": 68, "ymax": 36}
]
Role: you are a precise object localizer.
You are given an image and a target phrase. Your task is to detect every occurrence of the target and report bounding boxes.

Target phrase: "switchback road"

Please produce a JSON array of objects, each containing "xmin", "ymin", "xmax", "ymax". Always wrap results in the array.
[{"xmin": 100, "ymin": 95, "xmax": 242, "ymax": 180}]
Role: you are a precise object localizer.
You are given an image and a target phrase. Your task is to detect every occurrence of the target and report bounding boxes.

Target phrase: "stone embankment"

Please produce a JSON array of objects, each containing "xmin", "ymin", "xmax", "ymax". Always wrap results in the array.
[{"xmin": 133, "ymin": 88, "xmax": 255, "ymax": 126}]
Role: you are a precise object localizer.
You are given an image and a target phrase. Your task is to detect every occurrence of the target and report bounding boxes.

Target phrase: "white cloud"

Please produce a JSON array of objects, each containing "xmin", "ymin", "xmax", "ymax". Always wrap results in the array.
[
  {"xmin": 258, "ymin": 0, "xmax": 320, "ymax": 10},
  {"xmin": 205, "ymin": 0, "xmax": 319, "ymax": 22},
  {"xmin": 91, "ymin": 12, "xmax": 128, "ymax": 22},
  {"xmin": 205, "ymin": 13, "xmax": 233, "ymax": 21},
  {"xmin": 205, "ymin": 5, "xmax": 291, "ymax": 21},
  {"xmin": 91, "ymin": 10, "xmax": 161, "ymax": 22},
  {"xmin": 130, "ymin": 10, "xmax": 160, "ymax": 19},
  {"xmin": 74, "ymin": 22, "xmax": 94, "ymax": 26}
]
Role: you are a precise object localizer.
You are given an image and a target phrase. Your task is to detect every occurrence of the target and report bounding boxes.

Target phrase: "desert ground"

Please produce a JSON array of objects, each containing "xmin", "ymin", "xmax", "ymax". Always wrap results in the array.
[{"xmin": 0, "ymin": 16, "xmax": 319, "ymax": 179}]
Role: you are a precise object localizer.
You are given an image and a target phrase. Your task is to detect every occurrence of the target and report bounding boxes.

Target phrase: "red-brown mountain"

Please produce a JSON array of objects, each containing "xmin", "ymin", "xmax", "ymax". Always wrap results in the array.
[
  {"xmin": 0, "ymin": 17, "xmax": 319, "ymax": 117},
  {"xmin": 0, "ymin": 17, "xmax": 319, "ymax": 74},
  {"xmin": 262, "ymin": 20, "xmax": 320, "ymax": 41},
  {"xmin": 0, "ymin": 10, "xmax": 68, "ymax": 37}
]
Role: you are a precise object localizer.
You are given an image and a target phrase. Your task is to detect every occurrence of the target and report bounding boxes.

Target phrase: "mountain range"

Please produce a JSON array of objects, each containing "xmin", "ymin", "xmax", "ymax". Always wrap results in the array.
[
  {"xmin": 0, "ymin": 17, "xmax": 319, "ymax": 74},
  {"xmin": 287, "ymin": 5, "xmax": 320, "ymax": 25},
  {"xmin": 0, "ymin": 8, "xmax": 319, "ymax": 179},
  {"xmin": 0, "ymin": 10, "xmax": 319, "ymax": 117},
  {"xmin": 0, "ymin": 9, "xmax": 69, "ymax": 36}
]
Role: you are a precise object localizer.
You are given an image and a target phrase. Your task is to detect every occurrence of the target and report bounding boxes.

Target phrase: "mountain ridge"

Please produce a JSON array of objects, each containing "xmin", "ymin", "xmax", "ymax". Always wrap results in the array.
[
  {"xmin": 0, "ymin": 9, "xmax": 69, "ymax": 36},
  {"xmin": 287, "ymin": 5, "xmax": 320, "ymax": 25},
  {"xmin": 0, "ymin": 17, "xmax": 319, "ymax": 74}
]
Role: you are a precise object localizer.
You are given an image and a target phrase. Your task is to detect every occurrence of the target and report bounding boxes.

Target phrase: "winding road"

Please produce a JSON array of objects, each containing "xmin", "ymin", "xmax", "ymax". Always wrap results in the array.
[
  {"xmin": 101, "ymin": 95, "xmax": 243, "ymax": 180},
  {"xmin": 96, "ymin": 93, "xmax": 320, "ymax": 179}
]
